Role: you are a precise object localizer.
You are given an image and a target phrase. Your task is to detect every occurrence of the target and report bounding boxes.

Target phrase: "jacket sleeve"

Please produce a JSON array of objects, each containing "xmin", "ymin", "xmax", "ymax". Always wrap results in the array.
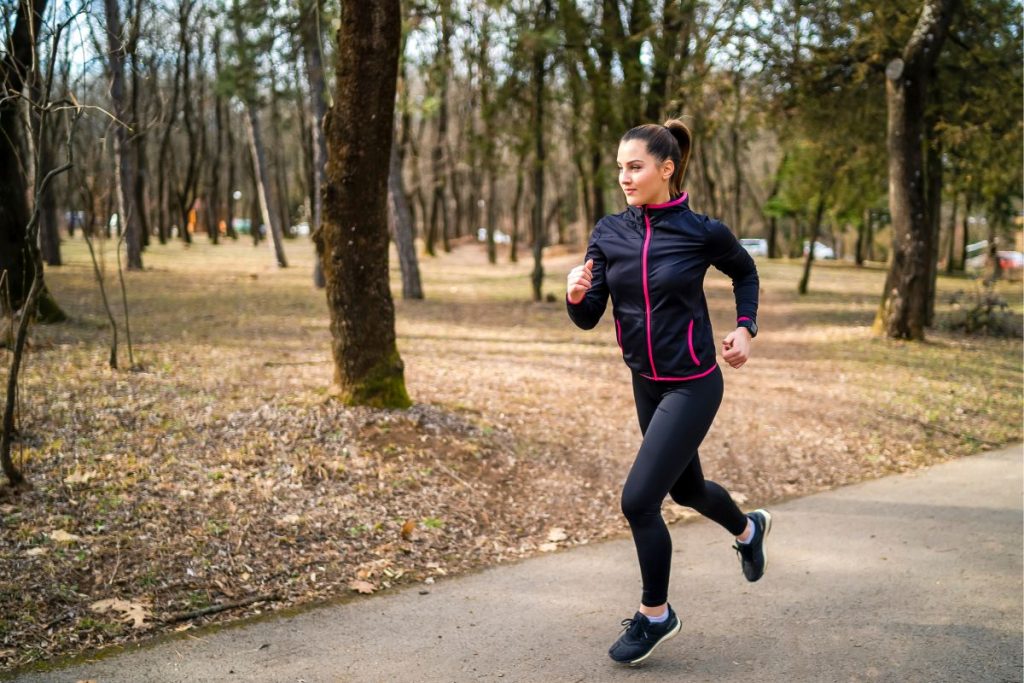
[
  {"xmin": 566, "ymin": 224, "xmax": 609, "ymax": 330},
  {"xmin": 705, "ymin": 219, "xmax": 759, "ymax": 326}
]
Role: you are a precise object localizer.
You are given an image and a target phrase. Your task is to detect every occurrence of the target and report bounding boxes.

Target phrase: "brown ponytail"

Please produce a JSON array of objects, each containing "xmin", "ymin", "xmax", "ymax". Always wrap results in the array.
[
  {"xmin": 663, "ymin": 119, "xmax": 692, "ymax": 197},
  {"xmin": 620, "ymin": 119, "xmax": 694, "ymax": 198}
]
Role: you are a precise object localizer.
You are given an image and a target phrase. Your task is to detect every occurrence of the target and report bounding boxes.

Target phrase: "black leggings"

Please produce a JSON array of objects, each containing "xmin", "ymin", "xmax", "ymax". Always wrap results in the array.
[{"xmin": 622, "ymin": 365, "xmax": 748, "ymax": 607}]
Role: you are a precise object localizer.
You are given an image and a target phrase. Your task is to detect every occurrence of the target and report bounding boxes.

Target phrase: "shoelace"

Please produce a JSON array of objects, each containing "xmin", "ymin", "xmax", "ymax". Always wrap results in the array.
[{"xmin": 619, "ymin": 617, "xmax": 648, "ymax": 640}]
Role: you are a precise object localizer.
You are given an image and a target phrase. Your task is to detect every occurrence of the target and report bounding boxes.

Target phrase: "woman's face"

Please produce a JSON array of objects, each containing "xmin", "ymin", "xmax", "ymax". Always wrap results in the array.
[{"xmin": 617, "ymin": 139, "xmax": 673, "ymax": 207}]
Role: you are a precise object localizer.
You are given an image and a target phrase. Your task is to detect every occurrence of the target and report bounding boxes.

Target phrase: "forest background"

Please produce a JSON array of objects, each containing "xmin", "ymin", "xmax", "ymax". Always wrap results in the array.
[{"xmin": 0, "ymin": 0, "xmax": 1021, "ymax": 672}]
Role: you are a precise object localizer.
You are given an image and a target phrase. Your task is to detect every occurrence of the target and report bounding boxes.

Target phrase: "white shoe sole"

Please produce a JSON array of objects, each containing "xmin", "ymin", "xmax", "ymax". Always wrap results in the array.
[
  {"xmin": 624, "ymin": 618, "xmax": 682, "ymax": 666},
  {"xmin": 753, "ymin": 508, "xmax": 772, "ymax": 578}
]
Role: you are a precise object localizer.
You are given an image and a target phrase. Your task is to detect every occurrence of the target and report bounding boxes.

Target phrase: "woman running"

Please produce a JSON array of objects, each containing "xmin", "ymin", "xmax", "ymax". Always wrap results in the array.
[{"xmin": 566, "ymin": 120, "xmax": 771, "ymax": 666}]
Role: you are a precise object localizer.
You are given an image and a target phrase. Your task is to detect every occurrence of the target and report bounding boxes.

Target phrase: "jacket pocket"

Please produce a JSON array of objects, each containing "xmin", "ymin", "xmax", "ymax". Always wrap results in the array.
[{"xmin": 687, "ymin": 319, "xmax": 701, "ymax": 366}]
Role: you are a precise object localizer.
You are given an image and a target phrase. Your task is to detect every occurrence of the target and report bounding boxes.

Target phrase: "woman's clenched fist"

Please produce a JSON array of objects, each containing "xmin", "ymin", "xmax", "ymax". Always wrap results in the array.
[{"xmin": 567, "ymin": 258, "xmax": 595, "ymax": 304}]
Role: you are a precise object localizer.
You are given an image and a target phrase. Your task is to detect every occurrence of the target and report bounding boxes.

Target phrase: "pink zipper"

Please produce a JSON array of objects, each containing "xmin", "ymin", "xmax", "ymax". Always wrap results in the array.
[
  {"xmin": 687, "ymin": 319, "xmax": 701, "ymax": 366},
  {"xmin": 642, "ymin": 210, "xmax": 658, "ymax": 379}
]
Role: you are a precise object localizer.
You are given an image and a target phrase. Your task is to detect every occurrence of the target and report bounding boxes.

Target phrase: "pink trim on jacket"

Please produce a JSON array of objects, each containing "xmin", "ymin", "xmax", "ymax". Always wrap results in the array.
[
  {"xmin": 646, "ymin": 192, "xmax": 688, "ymax": 210},
  {"xmin": 687, "ymin": 319, "xmax": 701, "ymax": 366},
  {"xmin": 642, "ymin": 212, "xmax": 658, "ymax": 378},
  {"xmin": 640, "ymin": 362, "xmax": 719, "ymax": 382}
]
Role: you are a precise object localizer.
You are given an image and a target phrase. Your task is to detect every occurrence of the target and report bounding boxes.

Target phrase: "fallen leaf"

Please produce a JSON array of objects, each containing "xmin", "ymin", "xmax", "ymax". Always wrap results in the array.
[
  {"xmin": 25, "ymin": 547, "xmax": 48, "ymax": 557},
  {"xmin": 348, "ymin": 580, "xmax": 375, "ymax": 594},
  {"xmin": 47, "ymin": 530, "xmax": 82, "ymax": 543},
  {"xmin": 90, "ymin": 598, "xmax": 151, "ymax": 629},
  {"xmin": 277, "ymin": 514, "xmax": 302, "ymax": 526},
  {"xmin": 400, "ymin": 519, "xmax": 416, "ymax": 540},
  {"xmin": 64, "ymin": 471, "xmax": 96, "ymax": 485},
  {"xmin": 538, "ymin": 542, "xmax": 558, "ymax": 553},
  {"xmin": 546, "ymin": 527, "xmax": 568, "ymax": 543}
]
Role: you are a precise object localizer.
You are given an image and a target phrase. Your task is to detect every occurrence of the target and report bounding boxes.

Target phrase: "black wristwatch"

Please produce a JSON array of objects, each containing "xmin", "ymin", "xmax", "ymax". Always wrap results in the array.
[{"xmin": 737, "ymin": 318, "xmax": 758, "ymax": 338}]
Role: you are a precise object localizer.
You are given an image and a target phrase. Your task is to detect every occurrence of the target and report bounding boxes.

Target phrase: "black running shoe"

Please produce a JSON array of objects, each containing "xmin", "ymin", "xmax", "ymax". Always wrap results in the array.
[
  {"xmin": 607, "ymin": 605, "xmax": 681, "ymax": 665},
  {"xmin": 734, "ymin": 509, "xmax": 772, "ymax": 582}
]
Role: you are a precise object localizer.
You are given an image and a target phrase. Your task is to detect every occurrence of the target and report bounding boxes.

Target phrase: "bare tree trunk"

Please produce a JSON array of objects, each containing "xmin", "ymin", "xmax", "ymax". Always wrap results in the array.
[
  {"xmin": 874, "ymin": 0, "xmax": 958, "ymax": 339},
  {"xmin": 960, "ymin": 192, "xmax": 972, "ymax": 270},
  {"xmin": 924, "ymin": 96, "xmax": 942, "ymax": 327},
  {"xmin": 856, "ymin": 209, "xmax": 868, "ymax": 267},
  {"xmin": 944, "ymin": 191, "xmax": 959, "ymax": 274},
  {"xmin": 225, "ymin": 103, "xmax": 237, "ymax": 240},
  {"xmin": 300, "ymin": 0, "xmax": 328, "ymax": 286},
  {"xmin": 0, "ymin": 0, "xmax": 63, "ymax": 318},
  {"xmin": 530, "ymin": 0, "xmax": 551, "ymax": 302},
  {"xmin": 798, "ymin": 193, "xmax": 826, "ymax": 295},
  {"xmin": 130, "ymin": 24, "xmax": 151, "ymax": 248},
  {"xmin": 425, "ymin": 4, "xmax": 452, "ymax": 257},
  {"xmin": 173, "ymin": 0, "xmax": 199, "ymax": 244},
  {"xmin": 318, "ymin": 0, "xmax": 409, "ymax": 408},
  {"xmin": 36, "ymin": 122, "xmax": 60, "ymax": 266},
  {"xmin": 511, "ymin": 152, "xmax": 525, "ymax": 264},
  {"xmin": 103, "ymin": 0, "xmax": 143, "ymax": 269},
  {"xmin": 389, "ymin": 124, "xmax": 423, "ymax": 300},
  {"xmin": 268, "ymin": 70, "xmax": 292, "ymax": 239},
  {"xmin": 730, "ymin": 69, "xmax": 743, "ymax": 235},
  {"xmin": 244, "ymin": 105, "xmax": 288, "ymax": 267}
]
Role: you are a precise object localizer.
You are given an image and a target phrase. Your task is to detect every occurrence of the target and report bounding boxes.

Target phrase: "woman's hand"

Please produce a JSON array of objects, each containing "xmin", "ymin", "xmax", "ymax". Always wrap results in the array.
[
  {"xmin": 721, "ymin": 327, "xmax": 752, "ymax": 369},
  {"xmin": 566, "ymin": 258, "xmax": 594, "ymax": 304}
]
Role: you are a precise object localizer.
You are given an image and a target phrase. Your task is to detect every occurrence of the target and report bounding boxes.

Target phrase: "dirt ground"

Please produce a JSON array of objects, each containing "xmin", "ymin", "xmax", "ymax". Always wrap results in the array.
[{"xmin": 1, "ymin": 236, "xmax": 1021, "ymax": 672}]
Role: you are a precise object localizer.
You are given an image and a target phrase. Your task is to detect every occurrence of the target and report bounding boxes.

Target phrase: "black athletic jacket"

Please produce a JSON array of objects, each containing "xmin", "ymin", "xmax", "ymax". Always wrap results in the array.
[{"xmin": 567, "ymin": 192, "xmax": 759, "ymax": 381}]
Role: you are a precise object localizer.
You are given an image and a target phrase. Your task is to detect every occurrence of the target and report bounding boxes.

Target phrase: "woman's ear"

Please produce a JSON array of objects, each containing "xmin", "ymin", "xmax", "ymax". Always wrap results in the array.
[{"xmin": 661, "ymin": 159, "xmax": 675, "ymax": 181}]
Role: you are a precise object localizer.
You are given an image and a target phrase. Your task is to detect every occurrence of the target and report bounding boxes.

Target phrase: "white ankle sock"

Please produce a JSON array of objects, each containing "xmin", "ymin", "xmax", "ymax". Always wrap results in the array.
[
  {"xmin": 737, "ymin": 517, "xmax": 755, "ymax": 545},
  {"xmin": 645, "ymin": 608, "xmax": 669, "ymax": 623}
]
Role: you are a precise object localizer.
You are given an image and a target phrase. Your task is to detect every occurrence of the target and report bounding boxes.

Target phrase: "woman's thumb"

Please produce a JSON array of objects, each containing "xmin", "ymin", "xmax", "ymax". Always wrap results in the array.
[{"xmin": 584, "ymin": 258, "xmax": 594, "ymax": 271}]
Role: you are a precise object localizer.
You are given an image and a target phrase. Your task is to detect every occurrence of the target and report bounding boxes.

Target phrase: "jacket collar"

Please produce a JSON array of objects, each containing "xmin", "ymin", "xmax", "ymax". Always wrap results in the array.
[{"xmin": 625, "ymin": 192, "xmax": 689, "ymax": 223}]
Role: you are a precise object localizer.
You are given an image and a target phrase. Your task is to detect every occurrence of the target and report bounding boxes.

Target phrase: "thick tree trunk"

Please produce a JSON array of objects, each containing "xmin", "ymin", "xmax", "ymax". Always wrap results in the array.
[
  {"xmin": 318, "ymin": 0, "xmax": 409, "ymax": 408},
  {"xmin": 0, "ymin": 0, "xmax": 61, "ymax": 317},
  {"xmin": 103, "ymin": 0, "xmax": 143, "ymax": 269},
  {"xmin": 389, "ymin": 125, "xmax": 423, "ymax": 300},
  {"xmin": 244, "ymin": 105, "xmax": 288, "ymax": 267},
  {"xmin": 874, "ymin": 0, "xmax": 958, "ymax": 339}
]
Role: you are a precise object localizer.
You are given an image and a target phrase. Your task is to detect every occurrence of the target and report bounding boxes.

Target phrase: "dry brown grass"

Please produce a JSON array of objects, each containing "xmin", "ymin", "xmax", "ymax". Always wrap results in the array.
[{"xmin": 1, "ymin": 235, "xmax": 1020, "ymax": 672}]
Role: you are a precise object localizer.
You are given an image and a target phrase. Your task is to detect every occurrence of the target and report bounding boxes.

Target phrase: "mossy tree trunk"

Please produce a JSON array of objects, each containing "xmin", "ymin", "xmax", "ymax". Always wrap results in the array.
[
  {"xmin": 873, "ymin": 0, "xmax": 958, "ymax": 340},
  {"xmin": 318, "ymin": 0, "xmax": 409, "ymax": 409}
]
